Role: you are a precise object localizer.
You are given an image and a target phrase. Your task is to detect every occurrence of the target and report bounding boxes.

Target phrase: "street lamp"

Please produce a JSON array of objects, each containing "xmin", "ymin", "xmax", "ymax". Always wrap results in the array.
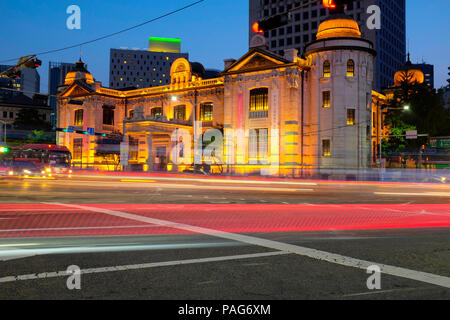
[{"xmin": 403, "ymin": 105, "xmax": 410, "ymax": 111}]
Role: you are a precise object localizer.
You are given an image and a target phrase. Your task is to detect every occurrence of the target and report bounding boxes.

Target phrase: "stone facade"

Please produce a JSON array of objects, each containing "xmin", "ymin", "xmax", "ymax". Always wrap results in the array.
[{"xmin": 57, "ymin": 16, "xmax": 385, "ymax": 176}]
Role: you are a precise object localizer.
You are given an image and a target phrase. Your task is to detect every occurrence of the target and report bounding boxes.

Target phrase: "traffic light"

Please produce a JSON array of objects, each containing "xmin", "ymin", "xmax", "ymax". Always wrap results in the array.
[
  {"xmin": 252, "ymin": 12, "xmax": 292, "ymax": 33},
  {"xmin": 322, "ymin": 0, "xmax": 352, "ymax": 13}
]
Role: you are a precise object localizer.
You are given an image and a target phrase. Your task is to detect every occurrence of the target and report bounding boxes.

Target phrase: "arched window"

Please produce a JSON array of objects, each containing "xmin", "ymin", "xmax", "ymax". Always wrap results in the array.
[
  {"xmin": 74, "ymin": 109, "xmax": 83, "ymax": 126},
  {"xmin": 323, "ymin": 60, "xmax": 331, "ymax": 78},
  {"xmin": 347, "ymin": 59, "xmax": 355, "ymax": 77}
]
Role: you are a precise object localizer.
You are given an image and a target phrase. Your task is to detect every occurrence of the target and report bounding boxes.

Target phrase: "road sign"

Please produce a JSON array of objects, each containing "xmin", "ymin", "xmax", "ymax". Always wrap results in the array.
[
  {"xmin": 406, "ymin": 130, "xmax": 418, "ymax": 140},
  {"xmin": 87, "ymin": 128, "xmax": 95, "ymax": 136},
  {"xmin": 68, "ymin": 126, "xmax": 75, "ymax": 133}
]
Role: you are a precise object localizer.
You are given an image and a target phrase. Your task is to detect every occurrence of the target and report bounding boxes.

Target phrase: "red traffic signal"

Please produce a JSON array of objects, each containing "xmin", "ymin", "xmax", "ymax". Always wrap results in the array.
[
  {"xmin": 252, "ymin": 22, "xmax": 264, "ymax": 34},
  {"xmin": 323, "ymin": 0, "xmax": 337, "ymax": 9},
  {"xmin": 252, "ymin": 12, "xmax": 291, "ymax": 33}
]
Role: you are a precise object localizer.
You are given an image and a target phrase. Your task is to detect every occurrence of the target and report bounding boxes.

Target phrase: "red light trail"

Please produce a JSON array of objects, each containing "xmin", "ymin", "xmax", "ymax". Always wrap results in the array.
[{"xmin": 0, "ymin": 203, "xmax": 449, "ymax": 238}]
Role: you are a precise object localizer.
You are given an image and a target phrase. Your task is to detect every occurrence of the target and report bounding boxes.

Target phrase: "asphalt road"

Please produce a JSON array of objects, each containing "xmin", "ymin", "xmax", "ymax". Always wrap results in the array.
[
  {"xmin": 0, "ymin": 174, "xmax": 449, "ymax": 204},
  {"xmin": 0, "ymin": 174, "xmax": 449, "ymax": 300}
]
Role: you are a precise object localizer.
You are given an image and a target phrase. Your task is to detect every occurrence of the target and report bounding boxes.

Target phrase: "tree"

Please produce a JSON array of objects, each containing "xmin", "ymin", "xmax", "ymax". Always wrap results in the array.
[
  {"xmin": 384, "ymin": 81, "xmax": 450, "ymax": 151},
  {"xmin": 14, "ymin": 108, "xmax": 51, "ymax": 131}
]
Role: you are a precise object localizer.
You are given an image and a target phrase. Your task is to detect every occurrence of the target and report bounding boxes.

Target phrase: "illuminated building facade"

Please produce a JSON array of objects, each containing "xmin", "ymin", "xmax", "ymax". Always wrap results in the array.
[{"xmin": 58, "ymin": 15, "xmax": 385, "ymax": 176}]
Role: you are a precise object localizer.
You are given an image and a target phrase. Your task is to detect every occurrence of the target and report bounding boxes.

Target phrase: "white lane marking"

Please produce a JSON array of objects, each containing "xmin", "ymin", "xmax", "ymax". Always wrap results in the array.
[
  {"xmin": 342, "ymin": 287, "xmax": 420, "ymax": 297},
  {"xmin": 46, "ymin": 203, "xmax": 450, "ymax": 289},
  {"xmin": 0, "ymin": 251, "xmax": 289, "ymax": 283},
  {"xmin": 374, "ymin": 192, "xmax": 450, "ymax": 197}
]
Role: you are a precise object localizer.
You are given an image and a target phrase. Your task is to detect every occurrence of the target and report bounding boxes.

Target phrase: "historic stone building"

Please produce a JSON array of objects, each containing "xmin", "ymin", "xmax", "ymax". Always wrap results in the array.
[{"xmin": 57, "ymin": 15, "xmax": 385, "ymax": 176}]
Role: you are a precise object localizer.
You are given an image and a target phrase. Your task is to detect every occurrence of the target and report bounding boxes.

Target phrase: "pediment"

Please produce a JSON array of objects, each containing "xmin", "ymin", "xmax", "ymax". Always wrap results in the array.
[
  {"xmin": 224, "ymin": 49, "xmax": 289, "ymax": 74},
  {"xmin": 60, "ymin": 82, "xmax": 93, "ymax": 97}
]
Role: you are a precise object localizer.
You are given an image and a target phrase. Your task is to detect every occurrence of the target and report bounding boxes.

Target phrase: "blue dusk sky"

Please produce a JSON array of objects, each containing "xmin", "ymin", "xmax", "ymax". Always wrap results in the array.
[{"xmin": 0, "ymin": 0, "xmax": 449, "ymax": 93}]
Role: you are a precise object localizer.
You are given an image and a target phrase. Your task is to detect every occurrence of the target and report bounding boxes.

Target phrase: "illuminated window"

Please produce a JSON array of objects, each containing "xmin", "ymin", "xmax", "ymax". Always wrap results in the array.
[
  {"xmin": 322, "ymin": 91, "xmax": 330, "ymax": 108},
  {"xmin": 347, "ymin": 59, "xmax": 355, "ymax": 77},
  {"xmin": 173, "ymin": 105, "xmax": 186, "ymax": 120},
  {"xmin": 200, "ymin": 102, "xmax": 213, "ymax": 121},
  {"xmin": 249, "ymin": 128, "xmax": 268, "ymax": 163},
  {"xmin": 347, "ymin": 109, "xmax": 355, "ymax": 126},
  {"xmin": 74, "ymin": 109, "xmax": 84, "ymax": 126},
  {"xmin": 322, "ymin": 140, "xmax": 331, "ymax": 157},
  {"xmin": 151, "ymin": 107, "xmax": 163, "ymax": 118},
  {"xmin": 323, "ymin": 60, "xmax": 331, "ymax": 78},
  {"xmin": 249, "ymin": 88, "xmax": 269, "ymax": 111}
]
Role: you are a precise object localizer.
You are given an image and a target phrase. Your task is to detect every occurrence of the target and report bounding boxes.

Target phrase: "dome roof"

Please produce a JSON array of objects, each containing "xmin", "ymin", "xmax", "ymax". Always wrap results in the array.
[
  {"xmin": 316, "ymin": 16, "xmax": 361, "ymax": 40},
  {"xmin": 64, "ymin": 59, "xmax": 94, "ymax": 85},
  {"xmin": 393, "ymin": 55, "xmax": 424, "ymax": 86}
]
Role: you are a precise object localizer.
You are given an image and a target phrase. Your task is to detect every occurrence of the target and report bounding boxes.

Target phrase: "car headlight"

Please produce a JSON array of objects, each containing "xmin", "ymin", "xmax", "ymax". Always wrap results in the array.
[
  {"xmin": 23, "ymin": 170, "xmax": 31, "ymax": 174},
  {"xmin": 46, "ymin": 168, "xmax": 52, "ymax": 173},
  {"xmin": 8, "ymin": 171, "xmax": 13, "ymax": 176}
]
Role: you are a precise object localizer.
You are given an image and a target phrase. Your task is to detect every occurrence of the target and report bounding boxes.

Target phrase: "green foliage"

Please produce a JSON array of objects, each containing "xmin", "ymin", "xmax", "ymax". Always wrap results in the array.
[{"xmin": 383, "ymin": 81, "xmax": 450, "ymax": 151}]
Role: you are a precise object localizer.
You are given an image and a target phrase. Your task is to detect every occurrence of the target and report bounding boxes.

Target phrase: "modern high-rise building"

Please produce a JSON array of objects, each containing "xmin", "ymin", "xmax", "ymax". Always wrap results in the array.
[
  {"xmin": 109, "ymin": 37, "xmax": 189, "ymax": 90},
  {"xmin": 48, "ymin": 62, "xmax": 76, "ymax": 125},
  {"xmin": 412, "ymin": 63, "xmax": 434, "ymax": 88},
  {"xmin": 0, "ymin": 65, "xmax": 40, "ymax": 99},
  {"xmin": 249, "ymin": 0, "xmax": 406, "ymax": 90}
]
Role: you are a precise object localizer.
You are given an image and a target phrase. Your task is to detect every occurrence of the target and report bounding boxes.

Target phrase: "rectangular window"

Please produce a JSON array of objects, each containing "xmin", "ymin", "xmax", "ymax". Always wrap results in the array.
[
  {"xmin": 151, "ymin": 107, "xmax": 163, "ymax": 118},
  {"xmin": 322, "ymin": 140, "xmax": 331, "ymax": 157},
  {"xmin": 74, "ymin": 109, "xmax": 84, "ymax": 126},
  {"xmin": 173, "ymin": 105, "xmax": 186, "ymax": 121},
  {"xmin": 322, "ymin": 91, "xmax": 330, "ymax": 108},
  {"xmin": 347, "ymin": 109, "xmax": 356, "ymax": 126},
  {"xmin": 103, "ymin": 108, "xmax": 114, "ymax": 125},
  {"xmin": 249, "ymin": 88, "xmax": 269, "ymax": 111},
  {"xmin": 2, "ymin": 111, "xmax": 6, "ymax": 118},
  {"xmin": 249, "ymin": 128, "xmax": 268, "ymax": 164},
  {"xmin": 200, "ymin": 103, "xmax": 213, "ymax": 121}
]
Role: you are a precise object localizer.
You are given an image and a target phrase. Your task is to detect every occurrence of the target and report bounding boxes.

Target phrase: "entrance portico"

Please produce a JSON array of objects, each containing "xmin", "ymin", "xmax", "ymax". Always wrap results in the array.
[{"xmin": 124, "ymin": 118, "xmax": 193, "ymax": 172}]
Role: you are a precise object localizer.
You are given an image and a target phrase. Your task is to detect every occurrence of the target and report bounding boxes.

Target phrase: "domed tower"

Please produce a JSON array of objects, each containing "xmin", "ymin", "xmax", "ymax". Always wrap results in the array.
[
  {"xmin": 303, "ymin": 14, "xmax": 376, "ymax": 170},
  {"xmin": 393, "ymin": 54, "xmax": 425, "ymax": 86},
  {"xmin": 64, "ymin": 59, "xmax": 95, "ymax": 86}
]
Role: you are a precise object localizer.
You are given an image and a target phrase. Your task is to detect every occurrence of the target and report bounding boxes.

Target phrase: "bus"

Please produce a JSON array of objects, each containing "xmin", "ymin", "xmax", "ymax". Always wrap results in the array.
[{"xmin": 7, "ymin": 144, "xmax": 72, "ymax": 177}]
